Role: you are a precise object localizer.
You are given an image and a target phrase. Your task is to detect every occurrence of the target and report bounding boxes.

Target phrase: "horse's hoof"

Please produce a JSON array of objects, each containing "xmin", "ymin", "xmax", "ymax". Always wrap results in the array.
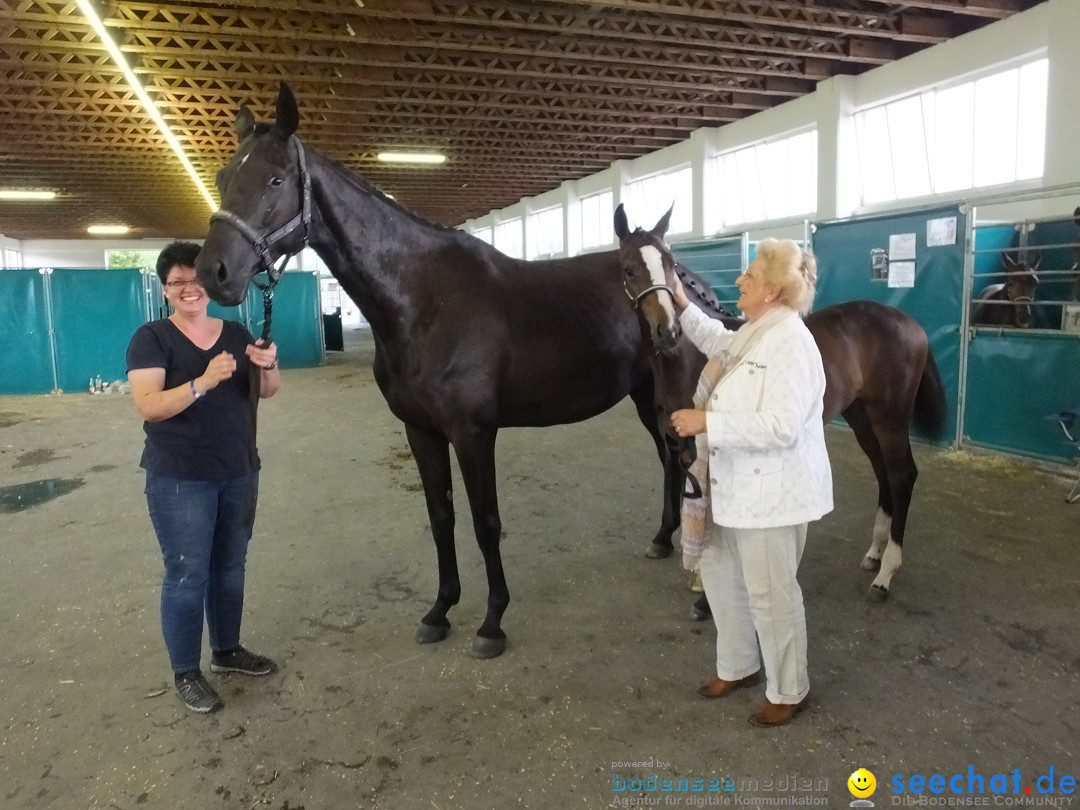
[
  {"xmin": 867, "ymin": 585, "xmax": 889, "ymax": 603},
  {"xmin": 415, "ymin": 622, "xmax": 450, "ymax": 644},
  {"xmin": 470, "ymin": 635, "xmax": 507, "ymax": 659},
  {"xmin": 689, "ymin": 605, "xmax": 711, "ymax": 622},
  {"xmin": 645, "ymin": 543, "xmax": 674, "ymax": 560},
  {"xmin": 860, "ymin": 556, "xmax": 881, "ymax": 572}
]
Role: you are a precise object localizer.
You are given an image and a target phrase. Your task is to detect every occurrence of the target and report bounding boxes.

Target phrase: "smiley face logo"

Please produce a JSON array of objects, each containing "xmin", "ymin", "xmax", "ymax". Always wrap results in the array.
[{"xmin": 848, "ymin": 768, "xmax": 877, "ymax": 798}]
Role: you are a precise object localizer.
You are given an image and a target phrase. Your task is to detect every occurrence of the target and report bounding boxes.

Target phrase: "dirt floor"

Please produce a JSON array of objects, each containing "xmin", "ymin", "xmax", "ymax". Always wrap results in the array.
[{"xmin": 1, "ymin": 328, "xmax": 1078, "ymax": 810}]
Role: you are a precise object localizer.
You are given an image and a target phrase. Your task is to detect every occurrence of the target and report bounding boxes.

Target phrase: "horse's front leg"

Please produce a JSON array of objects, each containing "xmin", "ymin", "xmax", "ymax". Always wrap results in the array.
[
  {"xmin": 451, "ymin": 424, "xmax": 509, "ymax": 659},
  {"xmin": 405, "ymin": 424, "xmax": 460, "ymax": 644},
  {"xmin": 630, "ymin": 384, "xmax": 680, "ymax": 559}
]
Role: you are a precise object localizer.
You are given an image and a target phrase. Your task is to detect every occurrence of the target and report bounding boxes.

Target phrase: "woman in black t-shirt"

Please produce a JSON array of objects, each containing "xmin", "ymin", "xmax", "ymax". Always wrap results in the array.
[{"xmin": 126, "ymin": 240, "xmax": 282, "ymax": 714}]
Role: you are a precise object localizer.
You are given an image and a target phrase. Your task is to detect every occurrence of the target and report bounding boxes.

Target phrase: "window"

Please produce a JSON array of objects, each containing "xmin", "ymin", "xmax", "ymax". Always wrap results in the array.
[
  {"xmin": 494, "ymin": 218, "xmax": 524, "ymax": 258},
  {"xmin": 526, "ymin": 206, "xmax": 564, "ymax": 259},
  {"xmin": 106, "ymin": 248, "xmax": 158, "ymax": 269},
  {"xmin": 708, "ymin": 130, "xmax": 817, "ymax": 231},
  {"xmin": 3, "ymin": 248, "xmax": 21, "ymax": 269},
  {"xmin": 472, "ymin": 226, "xmax": 493, "ymax": 245},
  {"xmin": 623, "ymin": 166, "xmax": 692, "ymax": 235},
  {"xmin": 580, "ymin": 190, "xmax": 614, "ymax": 250},
  {"xmin": 854, "ymin": 57, "xmax": 1047, "ymax": 205}
]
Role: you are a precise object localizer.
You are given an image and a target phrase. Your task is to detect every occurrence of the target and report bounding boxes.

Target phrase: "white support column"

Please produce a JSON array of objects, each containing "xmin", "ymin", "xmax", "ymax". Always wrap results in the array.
[
  {"xmin": 814, "ymin": 74, "xmax": 857, "ymax": 222},
  {"xmin": 1042, "ymin": 0, "xmax": 1080, "ymax": 198}
]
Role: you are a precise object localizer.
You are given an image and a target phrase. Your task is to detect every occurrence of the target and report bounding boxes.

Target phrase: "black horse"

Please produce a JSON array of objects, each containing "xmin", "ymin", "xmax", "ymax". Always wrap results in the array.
[
  {"xmin": 614, "ymin": 204, "xmax": 948, "ymax": 603},
  {"xmin": 194, "ymin": 83, "xmax": 688, "ymax": 658},
  {"xmin": 972, "ymin": 252, "xmax": 1041, "ymax": 328}
]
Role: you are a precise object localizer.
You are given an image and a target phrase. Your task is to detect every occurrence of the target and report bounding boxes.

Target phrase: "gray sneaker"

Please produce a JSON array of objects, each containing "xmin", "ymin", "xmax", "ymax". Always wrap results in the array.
[
  {"xmin": 210, "ymin": 645, "xmax": 277, "ymax": 676},
  {"xmin": 174, "ymin": 670, "xmax": 223, "ymax": 713}
]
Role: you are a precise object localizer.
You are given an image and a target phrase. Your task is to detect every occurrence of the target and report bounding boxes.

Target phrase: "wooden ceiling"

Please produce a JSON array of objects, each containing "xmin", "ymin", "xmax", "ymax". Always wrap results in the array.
[{"xmin": 0, "ymin": 0, "xmax": 1041, "ymax": 241}]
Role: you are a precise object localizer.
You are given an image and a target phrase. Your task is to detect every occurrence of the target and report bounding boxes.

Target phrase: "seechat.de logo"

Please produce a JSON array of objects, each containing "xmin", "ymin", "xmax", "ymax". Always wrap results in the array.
[{"xmin": 849, "ymin": 768, "xmax": 878, "ymax": 807}]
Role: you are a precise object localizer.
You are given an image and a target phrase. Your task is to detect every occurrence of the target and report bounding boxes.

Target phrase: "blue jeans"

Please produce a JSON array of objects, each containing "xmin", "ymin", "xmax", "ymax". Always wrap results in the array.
[{"xmin": 145, "ymin": 472, "xmax": 259, "ymax": 673}]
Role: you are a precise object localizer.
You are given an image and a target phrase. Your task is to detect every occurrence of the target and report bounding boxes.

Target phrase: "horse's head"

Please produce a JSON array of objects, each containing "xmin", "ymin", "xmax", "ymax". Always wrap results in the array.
[
  {"xmin": 1002, "ymin": 252, "xmax": 1041, "ymax": 328},
  {"xmin": 195, "ymin": 83, "xmax": 311, "ymax": 306},
  {"xmin": 613, "ymin": 203, "xmax": 681, "ymax": 353}
]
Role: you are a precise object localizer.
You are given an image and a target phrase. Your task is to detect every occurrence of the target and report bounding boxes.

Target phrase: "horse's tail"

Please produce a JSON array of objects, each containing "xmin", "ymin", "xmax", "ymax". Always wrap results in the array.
[{"xmin": 913, "ymin": 348, "xmax": 947, "ymax": 440}]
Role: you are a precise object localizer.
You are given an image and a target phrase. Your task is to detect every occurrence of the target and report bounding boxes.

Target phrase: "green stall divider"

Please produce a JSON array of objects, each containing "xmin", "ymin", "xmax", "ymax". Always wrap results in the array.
[
  {"xmin": 964, "ymin": 330, "xmax": 1080, "ymax": 462},
  {"xmin": 812, "ymin": 206, "xmax": 967, "ymax": 444},
  {"xmin": 245, "ymin": 272, "xmax": 324, "ymax": 368},
  {"xmin": 49, "ymin": 269, "xmax": 147, "ymax": 392},
  {"xmin": 670, "ymin": 236, "xmax": 744, "ymax": 310},
  {"xmin": 0, "ymin": 269, "xmax": 55, "ymax": 394}
]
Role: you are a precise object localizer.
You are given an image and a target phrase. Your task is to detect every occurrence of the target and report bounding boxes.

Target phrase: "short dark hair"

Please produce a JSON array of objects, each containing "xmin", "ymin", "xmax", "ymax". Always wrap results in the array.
[{"xmin": 155, "ymin": 241, "xmax": 201, "ymax": 283}]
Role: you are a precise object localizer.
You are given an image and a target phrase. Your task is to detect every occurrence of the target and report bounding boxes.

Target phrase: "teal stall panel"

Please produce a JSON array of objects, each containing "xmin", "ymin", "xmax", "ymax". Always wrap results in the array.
[
  {"xmin": 207, "ymin": 298, "xmax": 248, "ymax": 324},
  {"xmin": 964, "ymin": 331, "xmax": 1080, "ymax": 461},
  {"xmin": 812, "ymin": 206, "xmax": 966, "ymax": 444},
  {"xmin": 50, "ymin": 269, "xmax": 147, "ymax": 392},
  {"xmin": 0, "ymin": 270, "xmax": 54, "ymax": 394},
  {"xmin": 249, "ymin": 272, "xmax": 323, "ymax": 368},
  {"xmin": 670, "ymin": 237, "xmax": 744, "ymax": 310}
]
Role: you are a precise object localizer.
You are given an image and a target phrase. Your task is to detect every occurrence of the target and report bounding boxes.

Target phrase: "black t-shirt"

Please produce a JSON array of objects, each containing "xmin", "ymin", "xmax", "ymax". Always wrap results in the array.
[{"xmin": 126, "ymin": 318, "xmax": 260, "ymax": 479}]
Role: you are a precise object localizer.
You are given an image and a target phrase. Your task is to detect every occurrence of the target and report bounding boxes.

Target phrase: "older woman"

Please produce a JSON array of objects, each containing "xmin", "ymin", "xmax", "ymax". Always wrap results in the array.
[{"xmin": 670, "ymin": 238, "xmax": 833, "ymax": 728}]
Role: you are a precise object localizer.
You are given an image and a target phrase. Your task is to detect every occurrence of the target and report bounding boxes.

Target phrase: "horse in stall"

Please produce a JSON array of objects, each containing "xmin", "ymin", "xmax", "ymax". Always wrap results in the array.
[
  {"xmin": 614, "ymin": 204, "xmax": 948, "ymax": 604},
  {"xmin": 193, "ymin": 83, "xmax": 689, "ymax": 658},
  {"xmin": 972, "ymin": 252, "xmax": 1040, "ymax": 328}
]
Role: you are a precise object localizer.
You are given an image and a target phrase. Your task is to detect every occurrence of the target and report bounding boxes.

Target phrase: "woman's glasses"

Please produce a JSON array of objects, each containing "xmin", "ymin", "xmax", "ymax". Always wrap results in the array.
[{"xmin": 165, "ymin": 279, "xmax": 202, "ymax": 289}]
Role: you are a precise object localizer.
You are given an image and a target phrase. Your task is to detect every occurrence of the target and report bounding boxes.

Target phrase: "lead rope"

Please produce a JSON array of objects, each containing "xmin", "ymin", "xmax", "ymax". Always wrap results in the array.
[{"xmin": 242, "ymin": 256, "xmax": 285, "ymax": 526}]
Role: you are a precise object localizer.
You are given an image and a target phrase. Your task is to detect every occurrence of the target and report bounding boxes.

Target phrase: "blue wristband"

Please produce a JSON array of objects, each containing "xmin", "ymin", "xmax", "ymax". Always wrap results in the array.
[{"xmin": 189, "ymin": 380, "xmax": 202, "ymax": 400}]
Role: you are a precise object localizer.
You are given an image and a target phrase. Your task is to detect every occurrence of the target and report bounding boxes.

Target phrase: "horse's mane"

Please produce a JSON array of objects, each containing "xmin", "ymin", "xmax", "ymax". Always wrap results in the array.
[
  {"xmin": 673, "ymin": 260, "xmax": 742, "ymax": 327},
  {"xmin": 249, "ymin": 123, "xmax": 462, "ymax": 236}
]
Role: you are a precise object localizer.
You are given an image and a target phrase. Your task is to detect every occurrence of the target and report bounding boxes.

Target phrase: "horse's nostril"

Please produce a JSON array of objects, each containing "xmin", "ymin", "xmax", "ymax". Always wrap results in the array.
[{"xmin": 216, "ymin": 262, "xmax": 228, "ymax": 283}]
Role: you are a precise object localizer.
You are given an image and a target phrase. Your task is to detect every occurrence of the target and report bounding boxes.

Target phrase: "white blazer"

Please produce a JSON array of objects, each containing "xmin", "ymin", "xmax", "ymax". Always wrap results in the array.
[{"xmin": 679, "ymin": 305, "xmax": 833, "ymax": 529}]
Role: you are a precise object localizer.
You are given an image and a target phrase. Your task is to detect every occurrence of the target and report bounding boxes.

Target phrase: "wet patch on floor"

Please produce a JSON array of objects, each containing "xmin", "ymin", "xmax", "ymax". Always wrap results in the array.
[
  {"xmin": 13, "ymin": 448, "xmax": 63, "ymax": 469},
  {"xmin": 0, "ymin": 412, "xmax": 23, "ymax": 429},
  {"xmin": 0, "ymin": 478, "xmax": 85, "ymax": 513}
]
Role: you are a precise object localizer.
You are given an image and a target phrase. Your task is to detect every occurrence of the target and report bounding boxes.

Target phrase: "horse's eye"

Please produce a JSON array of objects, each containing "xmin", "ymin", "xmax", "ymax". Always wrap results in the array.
[
  {"xmin": 623, "ymin": 266, "xmax": 633, "ymax": 277},
  {"xmin": 269, "ymin": 176, "xmax": 284, "ymax": 188}
]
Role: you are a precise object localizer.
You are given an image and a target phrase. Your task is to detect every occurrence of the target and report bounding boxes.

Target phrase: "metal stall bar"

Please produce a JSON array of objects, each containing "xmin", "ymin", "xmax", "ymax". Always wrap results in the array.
[{"xmin": 38, "ymin": 267, "xmax": 61, "ymax": 394}]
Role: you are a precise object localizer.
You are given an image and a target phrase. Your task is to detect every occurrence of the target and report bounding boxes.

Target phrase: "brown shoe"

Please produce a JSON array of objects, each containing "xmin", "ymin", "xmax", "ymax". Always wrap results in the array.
[
  {"xmin": 696, "ymin": 672, "xmax": 761, "ymax": 700},
  {"xmin": 747, "ymin": 695, "xmax": 808, "ymax": 727}
]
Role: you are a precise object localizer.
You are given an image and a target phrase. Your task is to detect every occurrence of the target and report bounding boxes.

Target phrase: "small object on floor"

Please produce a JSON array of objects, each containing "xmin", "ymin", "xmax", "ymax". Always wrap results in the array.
[
  {"xmin": 748, "ymin": 695, "xmax": 808, "ymax": 727},
  {"xmin": 210, "ymin": 645, "xmax": 278, "ymax": 676},
  {"xmin": 696, "ymin": 671, "xmax": 761, "ymax": 700},
  {"xmin": 175, "ymin": 670, "xmax": 223, "ymax": 714}
]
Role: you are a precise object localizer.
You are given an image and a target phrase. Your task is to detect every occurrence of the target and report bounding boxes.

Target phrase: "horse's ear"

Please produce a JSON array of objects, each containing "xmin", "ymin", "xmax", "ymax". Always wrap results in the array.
[
  {"xmin": 274, "ymin": 82, "xmax": 299, "ymax": 138},
  {"xmin": 234, "ymin": 106, "xmax": 256, "ymax": 141},
  {"xmin": 613, "ymin": 203, "xmax": 630, "ymax": 241},
  {"xmin": 650, "ymin": 203, "xmax": 674, "ymax": 240},
  {"xmin": 1031, "ymin": 252, "xmax": 1043, "ymax": 272},
  {"xmin": 1003, "ymin": 252, "xmax": 1018, "ymax": 269}
]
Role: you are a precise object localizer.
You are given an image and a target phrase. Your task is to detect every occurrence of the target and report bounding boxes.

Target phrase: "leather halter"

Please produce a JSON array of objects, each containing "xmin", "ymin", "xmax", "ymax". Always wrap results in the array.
[
  {"xmin": 209, "ymin": 135, "xmax": 312, "ymax": 295},
  {"xmin": 209, "ymin": 135, "xmax": 312, "ymax": 342}
]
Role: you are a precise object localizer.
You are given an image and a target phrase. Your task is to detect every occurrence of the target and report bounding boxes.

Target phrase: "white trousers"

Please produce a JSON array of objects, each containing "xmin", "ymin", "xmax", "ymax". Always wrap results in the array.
[{"xmin": 698, "ymin": 523, "xmax": 809, "ymax": 705}]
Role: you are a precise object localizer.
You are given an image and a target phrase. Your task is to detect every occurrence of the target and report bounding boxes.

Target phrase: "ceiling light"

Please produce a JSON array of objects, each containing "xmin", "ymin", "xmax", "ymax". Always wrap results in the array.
[
  {"xmin": 87, "ymin": 225, "xmax": 130, "ymax": 235},
  {"xmin": 0, "ymin": 190, "xmax": 57, "ymax": 201},
  {"xmin": 377, "ymin": 152, "xmax": 446, "ymax": 165},
  {"xmin": 75, "ymin": 0, "xmax": 217, "ymax": 214}
]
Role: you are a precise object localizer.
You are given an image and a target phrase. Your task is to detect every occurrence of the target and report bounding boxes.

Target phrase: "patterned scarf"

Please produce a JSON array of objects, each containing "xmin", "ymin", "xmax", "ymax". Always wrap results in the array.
[{"xmin": 678, "ymin": 306, "xmax": 794, "ymax": 570}]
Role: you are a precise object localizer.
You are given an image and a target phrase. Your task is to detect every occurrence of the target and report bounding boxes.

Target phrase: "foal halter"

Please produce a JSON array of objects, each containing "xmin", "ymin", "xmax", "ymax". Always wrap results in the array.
[
  {"xmin": 625, "ymin": 282, "xmax": 674, "ymax": 310},
  {"xmin": 209, "ymin": 135, "xmax": 312, "ymax": 341}
]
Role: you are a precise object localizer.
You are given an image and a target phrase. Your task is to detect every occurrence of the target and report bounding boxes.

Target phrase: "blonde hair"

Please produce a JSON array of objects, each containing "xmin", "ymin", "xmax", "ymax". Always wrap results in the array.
[{"xmin": 754, "ymin": 237, "xmax": 817, "ymax": 313}]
